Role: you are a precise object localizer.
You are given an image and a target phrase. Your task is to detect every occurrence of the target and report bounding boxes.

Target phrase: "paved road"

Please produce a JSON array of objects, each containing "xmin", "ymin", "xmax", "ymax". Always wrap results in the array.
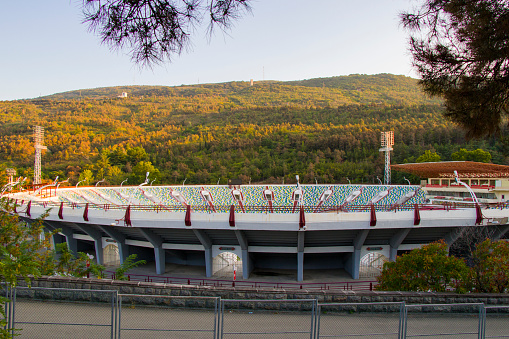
[{"xmin": 11, "ymin": 300, "xmax": 509, "ymax": 338}]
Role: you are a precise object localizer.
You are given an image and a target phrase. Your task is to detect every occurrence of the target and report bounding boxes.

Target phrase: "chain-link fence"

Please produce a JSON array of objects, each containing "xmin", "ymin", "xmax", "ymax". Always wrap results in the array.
[
  {"xmin": 403, "ymin": 303, "xmax": 484, "ymax": 338},
  {"xmin": 316, "ymin": 302, "xmax": 404, "ymax": 338},
  {"xmin": 118, "ymin": 294, "xmax": 219, "ymax": 339},
  {"xmin": 220, "ymin": 299, "xmax": 317, "ymax": 339},
  {"xmin": 1, "ymin": 286, "xmax": 508, "ymax": 338},
  {"xmin": 11, "ymin": 287, "xmax": 118, "ymax": 338},
  {"xmin": 484, "ymin": 306, "xmax": 509, "ymax": 339}
]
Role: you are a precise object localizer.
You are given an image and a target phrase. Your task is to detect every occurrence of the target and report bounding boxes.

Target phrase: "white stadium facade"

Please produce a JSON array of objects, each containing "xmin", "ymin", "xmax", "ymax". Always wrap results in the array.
[{"xmin": 5, "ymin": 165, "xmax": 509, "ymax": 282}]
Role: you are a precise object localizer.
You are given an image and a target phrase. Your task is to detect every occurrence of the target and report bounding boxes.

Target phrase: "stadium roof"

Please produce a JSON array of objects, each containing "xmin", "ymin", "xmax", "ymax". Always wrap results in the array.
[{"xmin": 391, "ymin": 161, "xmax": 509, "ymax": 178}]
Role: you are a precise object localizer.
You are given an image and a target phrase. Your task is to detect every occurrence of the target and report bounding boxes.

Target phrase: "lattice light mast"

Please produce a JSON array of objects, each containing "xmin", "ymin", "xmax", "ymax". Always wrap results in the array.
[
  {"xmin": 6, "ymin": 168, "xmax": 16, "ymax": 184},
  {"xmin": 379, "ymin": 131, "xmax": 394, "ymax": 185},
  {"xmin": 33, "ymin": 126, "xmax": 47, "ymax": 185}
]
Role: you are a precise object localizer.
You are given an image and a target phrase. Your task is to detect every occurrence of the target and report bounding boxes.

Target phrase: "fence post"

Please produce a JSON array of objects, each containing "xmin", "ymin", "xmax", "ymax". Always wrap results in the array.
[
  {"xmin": 10, "ymin": 287, "xmax": 16, "ymax": 338},
  {"xmin": 402, "ymin": 302, "xmax": 408, "ymax": 339},
  {"xmin": 110, "ymin": 291, "xmax": 115, "ymax": 339},
  {"xmin": 398, "ymin": 301, "xmax": 405, "ymax": 339},
  {"xmin": 479, "ymin": 304, "xmax": 486, "ymax": 339},
  {"xmin": 315, "ymin": 303, "xmax": 321, "ymax": 339}
]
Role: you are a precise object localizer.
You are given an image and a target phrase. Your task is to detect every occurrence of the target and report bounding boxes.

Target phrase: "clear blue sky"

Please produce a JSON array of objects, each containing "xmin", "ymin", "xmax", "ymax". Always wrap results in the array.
[{"xmin": 0, "ymin": 0, "xmax": 417, "ymax": 101}]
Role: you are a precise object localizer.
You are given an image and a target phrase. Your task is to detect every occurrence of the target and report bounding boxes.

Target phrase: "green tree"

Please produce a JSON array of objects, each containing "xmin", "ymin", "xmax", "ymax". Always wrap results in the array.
[
  {"xmin": 54, "ymin": 243, "xmax": 105, "ymax": 279},
  {"xmin": 451, "ymin": 148, "xmax": 492, "ymax": 163},
  {"xmin": 114, "ymin": 254, "xmax": 146, "ymax": 281},
  {"xmin": 376, "ymin": 240, "xmax": 469, "ymax": 292},
  {"xmin": 131, "ymin": 161, "xmax": 160, "ymax": 184},
  {"xmin": 416, "ymin": 150, "xmax": 441, "ymax": 163},
  {"xmin": 77, "ymin": 169, "xmax": 94, "ymax": 186},
  {"xmin": 401, "ymin": 0, "xmax": 509, "ymax": 138},
  {"xmin": 126, "ymin": 147, "xmax": 148, "ymax": 165}
]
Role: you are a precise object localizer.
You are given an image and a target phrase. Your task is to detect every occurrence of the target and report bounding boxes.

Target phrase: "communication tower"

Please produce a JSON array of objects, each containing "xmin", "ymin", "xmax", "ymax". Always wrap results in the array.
[
  {"xmin": 379, "ymin": 131, "xmax": 394, "ymax": 185},
  {"xmin": 33, "ymin": 126, "xmax": 47, "ymax": 185}
]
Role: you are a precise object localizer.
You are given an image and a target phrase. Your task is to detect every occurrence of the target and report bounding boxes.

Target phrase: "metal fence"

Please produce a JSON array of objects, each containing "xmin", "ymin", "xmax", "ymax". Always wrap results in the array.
[
  {"xmin": 118, "ymin": 294, "xmax": 219, "ymax": 338},
  {"xmin": 103, "ymin": 271, "xmax": 376, "ymax": 292},
  {"xmin": 9, "ymin": 287, "xmax": 118, "ymax": 339},
  {"xmin": 220, "ymin": 299, "xmax": 317, "ymax": 339},
  {"xmin": 1, "ymin": 287, "xmax": 508, "ymax": 338}
]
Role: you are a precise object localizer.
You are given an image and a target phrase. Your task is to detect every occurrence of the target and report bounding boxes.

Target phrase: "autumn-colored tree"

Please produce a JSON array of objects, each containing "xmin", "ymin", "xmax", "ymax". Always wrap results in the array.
[
  {"xmin": 468, "ymin": 239, "xmax": 509, "ymax": 293},
  {"xmin": 0, "ymin": 199, "xmax": 55, "ymax": 337},
  {"xmin": 376, "ymin": 240, "xmax": 469, "ymax": 292}
]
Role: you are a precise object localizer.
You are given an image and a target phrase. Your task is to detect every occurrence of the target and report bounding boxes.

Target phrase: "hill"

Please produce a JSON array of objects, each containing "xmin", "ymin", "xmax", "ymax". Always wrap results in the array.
[
  {"xmin": 0, "ymin": 74, "xmax": 506, "ymax": 187},
  {"xmin": 41, "ymin": 74, "xmax": 439, "ymax": 106}
]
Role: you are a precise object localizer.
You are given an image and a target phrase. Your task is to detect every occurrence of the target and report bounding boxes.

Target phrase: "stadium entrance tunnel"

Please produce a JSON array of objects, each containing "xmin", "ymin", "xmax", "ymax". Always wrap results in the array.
[
  {"xmin": 359, "ymin": 252, "xmax": 388, "ymax": 279},
  {"xmin": 212, "ymin": 252, "xmax": 242, "ymax": 278},
  {"xmin": 103, "ymin": 243, "xmax": 120, "ymax": 267}
]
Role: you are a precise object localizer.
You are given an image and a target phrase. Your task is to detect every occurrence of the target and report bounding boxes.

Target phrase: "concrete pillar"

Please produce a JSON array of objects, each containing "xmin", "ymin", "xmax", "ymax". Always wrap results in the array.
[
  {"xmin": 492, "ymin": 225, "xmax": 509, "ymax": 241},
  {"xmin": 389, "ymin": 229, "xmax": 411, "ymax": 262},
  {"xmin": 297, "ymin": 252, "xmax": 304, "ymax": 282},
  {"xmin": 347, "ymin": 229, "xmax": 369, "ymax": 280},
  {"xmin": 138, "ymin": 228, "xmax": 166, "ymax": 275},
  {"xmin": 72, "ymin": 223, "xmax": 104, "ymax": 265},
  {"xmin": 235, "ymin": 230, "xmax": 252, "ymax": 279},
  {"xmin": 351, "ymin": 249, "xmax": 361, "ymax": 280},
  {"xmin": 45, "ymin": 221, "xmax": 78, "ymax": 256},
  {"xmin": 204, "ymin": 248, "xmax": 213, "ymax": 277},
  {"xmin": 193, "ymin": 229, "xmax": 213, "ymax": 278},
  {"xmin": 297, "ymin": 231, "xmax": 305, "ymax": 282},
  {"xmin": 241, "ymin": 249, "xmax": 252, "ymax": 279},
  {"xmin": 154, "ymin": 247, "xmax": 166, "ymax": 275}
]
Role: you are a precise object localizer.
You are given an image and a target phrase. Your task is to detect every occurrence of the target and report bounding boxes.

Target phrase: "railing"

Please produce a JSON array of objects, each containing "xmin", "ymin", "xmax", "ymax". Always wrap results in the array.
[
  {"xmin": 8, "ymin": 198, "xmax": 508, "ymax": 214},
  {"xmin": 104, "ymin": 271, "xmax": 377, "ymax": 291},
  {"xmin": 425, "ymin": 183, "xmax": 495, "ymax": 190}
]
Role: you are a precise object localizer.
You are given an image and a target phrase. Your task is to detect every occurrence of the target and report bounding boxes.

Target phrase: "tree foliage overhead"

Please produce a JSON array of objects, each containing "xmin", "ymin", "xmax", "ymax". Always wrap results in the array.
[
  {"xmin": 82, "ymin": 0, "xmax": 251, "ymax": 66},
  {"xmin": 401, "ymin": 0, "xmax": 509, "ymax": 139}
]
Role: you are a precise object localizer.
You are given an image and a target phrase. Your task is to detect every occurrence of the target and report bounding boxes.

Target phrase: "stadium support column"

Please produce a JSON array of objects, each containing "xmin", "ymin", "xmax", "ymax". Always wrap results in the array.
[
  {"xmin": 346, "ymin": 230, "xmax": 369, "ymax": 279},
  {"xmin": 389, "ymin": 229, "xmax": 410, "ymax": 262},
  {"xmin": 98, "ymin": 225, "xmax": 129, "ymax": 264},
  {"xmin": 235, "ymin": 230, "xmax": 252, "ymax": 279},
  {"xmin": 444, "ymin": 228, "xmax": 464, "ymax": 252},
  {"xmin": 45, "ymin": 220, "xmax": 78, "ymax": 256},
  {"xmin": 193, "ymin": 230, "xmax": 213, "ymax": 278},
  {"xmin": 138, "ymin": 228, "xmax": 166, "ymax": 275},
  {"xmin": 297, "ymin": 231, "xmax": 305, "ymax": 282},
  {"xmin": 73, "ymin": 223, "xmax": 105, "ymax": 265},
  {"xmin": 492, "ymin": 225, "xmax": 509, "ymax": 241}
]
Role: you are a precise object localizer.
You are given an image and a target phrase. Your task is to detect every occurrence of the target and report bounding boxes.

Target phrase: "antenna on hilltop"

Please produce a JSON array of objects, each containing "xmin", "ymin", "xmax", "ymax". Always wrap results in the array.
[
  {"xmin": 33, "ymin": 126, "xmax": 47, "ymax": 185},
  {"xmin": 379, "ymin": 131, "xmax": 394, "ymax": 185}
]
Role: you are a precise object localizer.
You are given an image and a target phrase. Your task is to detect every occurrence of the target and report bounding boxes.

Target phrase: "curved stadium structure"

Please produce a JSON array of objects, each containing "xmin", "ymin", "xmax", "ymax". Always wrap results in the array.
[{"xmin": 5, "ymin": 183, "xmax": 509, "ymax": 281}]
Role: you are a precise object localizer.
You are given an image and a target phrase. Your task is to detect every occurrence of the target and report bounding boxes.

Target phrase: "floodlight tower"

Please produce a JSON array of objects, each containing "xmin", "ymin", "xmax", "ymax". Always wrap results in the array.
[
  {"xmin": 6, "ymin": 168, "xmax": 16, "ymax": 184},
  {"xmin": 379, "ymin": 131, "xmax": 394, "ymax": 185},
  {"xmin": 33, "ymin": 126, "xmax": 47, "ymax": 185}
]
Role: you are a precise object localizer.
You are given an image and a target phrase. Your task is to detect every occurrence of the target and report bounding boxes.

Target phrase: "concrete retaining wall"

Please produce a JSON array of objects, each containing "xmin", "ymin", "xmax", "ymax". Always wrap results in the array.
[{"xmin": 14, "ymin": 276, "xmax": 509, "ymax": 311}]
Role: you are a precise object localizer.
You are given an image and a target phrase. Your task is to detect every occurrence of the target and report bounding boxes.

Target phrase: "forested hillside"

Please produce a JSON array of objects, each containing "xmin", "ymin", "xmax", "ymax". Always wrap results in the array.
[{"xmin": 0, "ymin": 74, "xmax": 507, "ymax": 186}]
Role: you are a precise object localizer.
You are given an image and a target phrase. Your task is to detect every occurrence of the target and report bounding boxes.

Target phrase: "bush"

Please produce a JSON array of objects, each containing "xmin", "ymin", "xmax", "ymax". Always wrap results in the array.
[
  {"xmin": 376, "ymin": 240, "xmax": 469, "ymax": 292},
  {"xmin": 468, "ymin": 239, "xmax": 509, "ymax": 293}
]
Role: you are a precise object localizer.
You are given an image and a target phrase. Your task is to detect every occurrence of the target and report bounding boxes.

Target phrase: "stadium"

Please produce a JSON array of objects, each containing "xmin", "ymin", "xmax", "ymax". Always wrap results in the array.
[
  {"xmin": 3, "ymin": 128, "xmax": 509, "ymax": 282},
  {"xmin": 4, "ymin": 179, "xmax": 509, "ymax": 282}
]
